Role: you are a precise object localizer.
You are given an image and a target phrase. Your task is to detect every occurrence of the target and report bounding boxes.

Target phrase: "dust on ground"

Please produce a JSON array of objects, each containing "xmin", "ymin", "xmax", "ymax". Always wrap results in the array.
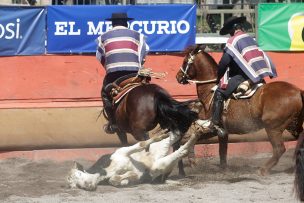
[{"xmin": 0, "ymin": 149, "xmax": 299, "ymax": 203}]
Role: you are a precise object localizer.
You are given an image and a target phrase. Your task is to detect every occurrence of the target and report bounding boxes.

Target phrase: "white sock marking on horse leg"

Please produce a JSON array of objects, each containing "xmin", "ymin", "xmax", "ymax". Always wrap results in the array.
[
  {"xmin": 195, "ymin": 119, "xmax": 212, "ymax": 128},
  {"xmin": 149, "ymin": 131, "xmax": 181, "ymax": 160},
  {"xmin": 150, "ymin": 133, "xmax": 198, "ymax": 179},
  {"xmin": 115, "ymin": 133, "xmax": 171, "ymax": 157},
  {"xmin": 115, "ymin": 142, "xmax": 146, "ymax": 157}
]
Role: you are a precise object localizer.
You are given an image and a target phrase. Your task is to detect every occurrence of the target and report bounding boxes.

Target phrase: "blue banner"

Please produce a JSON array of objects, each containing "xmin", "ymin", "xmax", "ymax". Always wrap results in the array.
[
  {"xmin": 0, "ymin": 7, "xmax": 46, "ymax": 56},
  {"xmin": 47, "ymin": 5, "xmax": 196, "ymax": 53}
]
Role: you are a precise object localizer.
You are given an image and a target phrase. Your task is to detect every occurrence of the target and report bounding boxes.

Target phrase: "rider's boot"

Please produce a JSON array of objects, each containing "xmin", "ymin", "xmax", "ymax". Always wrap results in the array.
[
  {"xmin": 210, "ymin": 90, "xmax": 227, "ymax": 138},
  {"xmin": 102, "ymin": 98, "xmax": 118, "ymax": 134}
]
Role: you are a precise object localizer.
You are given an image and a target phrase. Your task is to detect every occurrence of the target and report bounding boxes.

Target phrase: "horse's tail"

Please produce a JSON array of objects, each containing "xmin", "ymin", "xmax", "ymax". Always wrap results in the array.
[
  {"xmin": 294, "ymin": 91, "xmax": 304, "ymax": 200},
  {"xmin": 155, "ymin": 89, "xmax": 198, "ymax": 134},
  {"xmin": 300, "ymin": 90, "xmax": 304, "ymax": 126},
  {"xmin": 294, "ymin": 130, "xmax": 304, "ymax": 201}
]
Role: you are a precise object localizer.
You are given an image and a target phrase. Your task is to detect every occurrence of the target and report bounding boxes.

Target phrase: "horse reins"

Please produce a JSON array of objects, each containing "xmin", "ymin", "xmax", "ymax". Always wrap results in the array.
[{"xmin": 187, "ymin": 79, "xmax": 217, "ymax": 84}]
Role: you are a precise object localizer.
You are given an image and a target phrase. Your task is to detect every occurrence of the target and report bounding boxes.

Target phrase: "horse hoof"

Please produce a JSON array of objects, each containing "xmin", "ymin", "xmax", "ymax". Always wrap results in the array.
[
  {"xmin": 178, "ymin": 171, "xmax": 186, "ymax": 178},
  {"xmin": 188, "ymin": 158, "xmax": 198, "ymax": 168},
  {"xmin": 219, "ymin": 163, "xmax": 227, "ymax": 169},
  {"xmin": 257, "ymin": 168, "xmax": 268, "ymax": 176}
]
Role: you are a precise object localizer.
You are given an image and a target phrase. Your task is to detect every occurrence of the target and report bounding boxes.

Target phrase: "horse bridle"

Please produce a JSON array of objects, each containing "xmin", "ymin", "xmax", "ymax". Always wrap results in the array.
[
  {"xmin": 180, "ymin": 50, "xmax": 217, "ymax": 84},
  {"xmin": 179, "ymin": 52, "xmax": 195, "ymax": 83}
]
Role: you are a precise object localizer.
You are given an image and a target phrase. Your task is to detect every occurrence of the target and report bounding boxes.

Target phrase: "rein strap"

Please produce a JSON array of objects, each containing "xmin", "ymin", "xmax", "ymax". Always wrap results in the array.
[{"xmin": 187, "ymin": 78, "xmax": 217, "ymax": 84}]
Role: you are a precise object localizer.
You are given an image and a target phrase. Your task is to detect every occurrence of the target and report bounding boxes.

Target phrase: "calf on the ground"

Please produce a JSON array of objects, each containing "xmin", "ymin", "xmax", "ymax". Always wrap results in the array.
[{"xmin": 67, "ymin": 131, "xmax": 198, "ymax": 190}]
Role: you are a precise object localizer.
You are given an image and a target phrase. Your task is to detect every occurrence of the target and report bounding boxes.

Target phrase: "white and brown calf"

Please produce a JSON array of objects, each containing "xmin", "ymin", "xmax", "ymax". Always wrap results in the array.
[{"xmin": 67, "ymin": 131, "xmax": 198, "ymax": 190}]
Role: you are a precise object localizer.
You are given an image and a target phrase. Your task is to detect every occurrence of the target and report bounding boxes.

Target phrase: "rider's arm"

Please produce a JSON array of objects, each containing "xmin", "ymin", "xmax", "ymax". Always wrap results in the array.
[
  {"xmin": 139, "ymin": 33, "xmax": 149, "ymax": 66},
  {"xmin": 96, "ymin": 36, "xmax": 105, "ymax": 66},
  {"xmin": 217, "ymin": 52, "xmax": 231, "ymax": 82}
]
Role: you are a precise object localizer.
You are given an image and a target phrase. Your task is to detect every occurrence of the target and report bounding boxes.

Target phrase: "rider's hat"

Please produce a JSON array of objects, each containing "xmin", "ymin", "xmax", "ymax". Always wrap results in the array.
[
  {"xmin": 219, "ymin": 16, "xmax": 246, "ymax": 35},
  {"xmin": 106, "ymin": 12, "xmax": 134, "ymax": 22}
]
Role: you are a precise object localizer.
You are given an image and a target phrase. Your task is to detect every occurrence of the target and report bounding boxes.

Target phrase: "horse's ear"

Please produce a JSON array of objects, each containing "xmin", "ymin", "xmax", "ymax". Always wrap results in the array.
[
  {"xmin": 193, "ymin": 45, "xmax": 201, "ymax": 54},
  {"xmin": 199, "ymin": 45, "xmax": 206, "ymax": 51},
  {"xmin": 194, "ymin": 44, "xmax": 206, "ymax": 54}
]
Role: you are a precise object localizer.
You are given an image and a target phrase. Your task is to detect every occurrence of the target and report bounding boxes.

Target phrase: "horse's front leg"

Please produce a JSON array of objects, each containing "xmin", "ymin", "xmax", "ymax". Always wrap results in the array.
[{"xmin": 218, "ymin": 135, "xmax": 228, "ymax": 168}]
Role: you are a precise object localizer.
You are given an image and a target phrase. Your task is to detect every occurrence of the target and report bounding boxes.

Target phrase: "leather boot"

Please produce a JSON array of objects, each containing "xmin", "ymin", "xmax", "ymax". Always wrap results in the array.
[
  {"xmin": 102, "ymin": 95, "xmax": 118, "ymax": 134},
  {"xmin": 210, "ymin": 91, "xmax": 227, "ymax": 137}
]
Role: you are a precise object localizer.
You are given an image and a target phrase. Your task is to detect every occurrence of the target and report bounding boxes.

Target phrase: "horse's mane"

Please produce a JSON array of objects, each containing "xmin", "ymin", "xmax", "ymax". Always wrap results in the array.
[{"xmin": 184, "ymin": 45, "xmax": 218, "ymax": 69}]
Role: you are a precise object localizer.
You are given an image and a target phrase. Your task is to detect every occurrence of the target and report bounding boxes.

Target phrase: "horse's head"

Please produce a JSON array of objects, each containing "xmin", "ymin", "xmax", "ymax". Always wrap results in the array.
[
  {"xmin": 67, "ymin": 154, "xmax": 112, "ymax": 190},
  {"xmin": 176, "ymin": 45, "xmax": 218, "ymax": 85},
  {"xmin": 67, "ymin": 162, "xmax": 101, "ymax": 191},
  {"xmin": 176, "ymin": 45, "xmax": 202, "ymax": 84}
]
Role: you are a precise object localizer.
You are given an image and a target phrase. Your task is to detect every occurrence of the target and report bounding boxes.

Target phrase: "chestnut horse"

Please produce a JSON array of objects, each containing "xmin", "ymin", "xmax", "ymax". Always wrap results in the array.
[
  {"xmin": 176, "ymin": 45, "xmax": 304, "ymax": 176},
  {"xmin": 110, "ymin": 83, "xmax": 198, "ymax": 146}
]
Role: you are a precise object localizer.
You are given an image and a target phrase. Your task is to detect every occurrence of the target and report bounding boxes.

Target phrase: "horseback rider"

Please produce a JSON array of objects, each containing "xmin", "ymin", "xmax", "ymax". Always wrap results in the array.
[
  {"xmin": 96, "ymin": 12, "xmax": 149, "ymax": 134},
  {"xmin": 210, "ymin": 16, "xmax": 277, "ymax": 137}
]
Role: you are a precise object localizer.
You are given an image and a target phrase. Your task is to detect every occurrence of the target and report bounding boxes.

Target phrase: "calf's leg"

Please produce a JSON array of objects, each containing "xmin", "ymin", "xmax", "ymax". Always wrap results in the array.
[
  {"xmin": 108, "ymin": 171, "xmax": 141, "ymax": 187},
  {"xmin": 150, "ymin": 133, "xmax": 198, "ymax": 180}
]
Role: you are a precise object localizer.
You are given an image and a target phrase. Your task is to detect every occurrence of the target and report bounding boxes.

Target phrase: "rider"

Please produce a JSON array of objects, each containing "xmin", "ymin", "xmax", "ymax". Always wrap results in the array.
[
  {"xmin": 210, "ymin": 16, "xmax": 277, "ymax": 137},
  {"xmin": 96, "ymin": 12, "xmax": 149, "ymax": 134}
]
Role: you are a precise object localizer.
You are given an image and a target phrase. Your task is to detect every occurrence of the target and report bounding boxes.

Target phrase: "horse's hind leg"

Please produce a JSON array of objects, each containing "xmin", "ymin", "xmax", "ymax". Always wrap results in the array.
[
  {"xmin": 286, "ymin": 117, "xmax": 304, "ymax": 139},
  {"xmin": 259, "ymin": 128, "xmax": 286, "ymax": 176}
]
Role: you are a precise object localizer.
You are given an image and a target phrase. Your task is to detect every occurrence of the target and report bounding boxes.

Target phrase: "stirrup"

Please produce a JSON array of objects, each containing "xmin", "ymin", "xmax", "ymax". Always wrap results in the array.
[
  {"xmin": 213, "ymin": 125, "xmax": 227, "ymax": 138},
  {"xmin": 207, "ymin": 122, "xmax": 227, "ymax": 138}
]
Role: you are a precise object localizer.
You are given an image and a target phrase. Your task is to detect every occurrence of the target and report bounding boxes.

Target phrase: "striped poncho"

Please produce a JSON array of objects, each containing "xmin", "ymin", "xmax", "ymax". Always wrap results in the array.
[
  {"xmin": 225, "ymin": 31, "xmax": 277, "ymax": 83},
  {"xmin": 96, "ymin": 26, "xmax": 149, "ymax": 74}
]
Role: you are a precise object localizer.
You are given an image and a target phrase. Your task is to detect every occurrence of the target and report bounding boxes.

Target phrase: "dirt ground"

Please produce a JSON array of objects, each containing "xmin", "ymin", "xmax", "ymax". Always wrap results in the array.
[{"xmin": 0, "ymin": 149, "xmax": 300, "ymax": 203}]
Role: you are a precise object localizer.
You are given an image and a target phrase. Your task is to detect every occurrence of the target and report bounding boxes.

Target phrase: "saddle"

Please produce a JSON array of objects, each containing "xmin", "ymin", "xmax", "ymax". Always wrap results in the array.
[
  {"xmin": 232, "ymin": 80, "xmax": 265, "ymax": 99},
  {"xmin": 211, "ymin": 80, "xmax": 265, "ymax": 111},
  {"xmin": 104, "ymin": 71, "xmax": 151, "ymax": 105}
]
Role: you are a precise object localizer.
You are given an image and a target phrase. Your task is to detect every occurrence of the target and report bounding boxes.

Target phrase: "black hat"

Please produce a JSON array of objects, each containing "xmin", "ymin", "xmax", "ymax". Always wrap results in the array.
[
  {"xmin": 105, "ymin": 12, "xmax": 134, "ymax": 21},
  {"xmin": 219, "ymin": 16, "xmax": 246, "ymax": 35}
]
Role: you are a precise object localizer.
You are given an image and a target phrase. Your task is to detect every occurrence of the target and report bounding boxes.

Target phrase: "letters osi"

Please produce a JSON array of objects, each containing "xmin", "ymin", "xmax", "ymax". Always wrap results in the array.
[{"xmin": 0, "ymin": 18, "xmax": 21, "ymax": 39}]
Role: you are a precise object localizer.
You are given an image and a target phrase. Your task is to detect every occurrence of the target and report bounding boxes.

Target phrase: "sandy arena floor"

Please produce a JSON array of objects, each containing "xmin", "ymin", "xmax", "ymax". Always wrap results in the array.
[{"xmin": 0, "ymin": 149, "xmax": 300, "ymax": 203}]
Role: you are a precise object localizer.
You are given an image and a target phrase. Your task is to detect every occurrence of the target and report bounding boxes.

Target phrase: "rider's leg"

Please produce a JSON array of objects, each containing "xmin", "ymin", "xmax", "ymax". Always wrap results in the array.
[
  {"xmin": 101, "ymin": 89, "xmax": 118, "ymax": 134},
  {"xmin": 211, "ymin": 75, "xmax": 247, "ymax": 137},
  {"xmin": 221, "ymin": 75, "xmax": 247, "ymax": 98},
  {"xmin": 101, "ymin": 70, "xmax": 140, "ymax": 134},
  {"xmin": 210, "ymin": 90, "xmax": 227, "ymax": 137}
]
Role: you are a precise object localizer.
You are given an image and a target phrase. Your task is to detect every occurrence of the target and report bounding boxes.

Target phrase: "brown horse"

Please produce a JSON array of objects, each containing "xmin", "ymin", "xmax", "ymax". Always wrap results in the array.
[
  {"xmin": 109, "ymin": 83, "xmax": 198, "ymax": 146},
  {"xmin": 176, "ymin": 45, "xmax": 304, "ymax": 176}
]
